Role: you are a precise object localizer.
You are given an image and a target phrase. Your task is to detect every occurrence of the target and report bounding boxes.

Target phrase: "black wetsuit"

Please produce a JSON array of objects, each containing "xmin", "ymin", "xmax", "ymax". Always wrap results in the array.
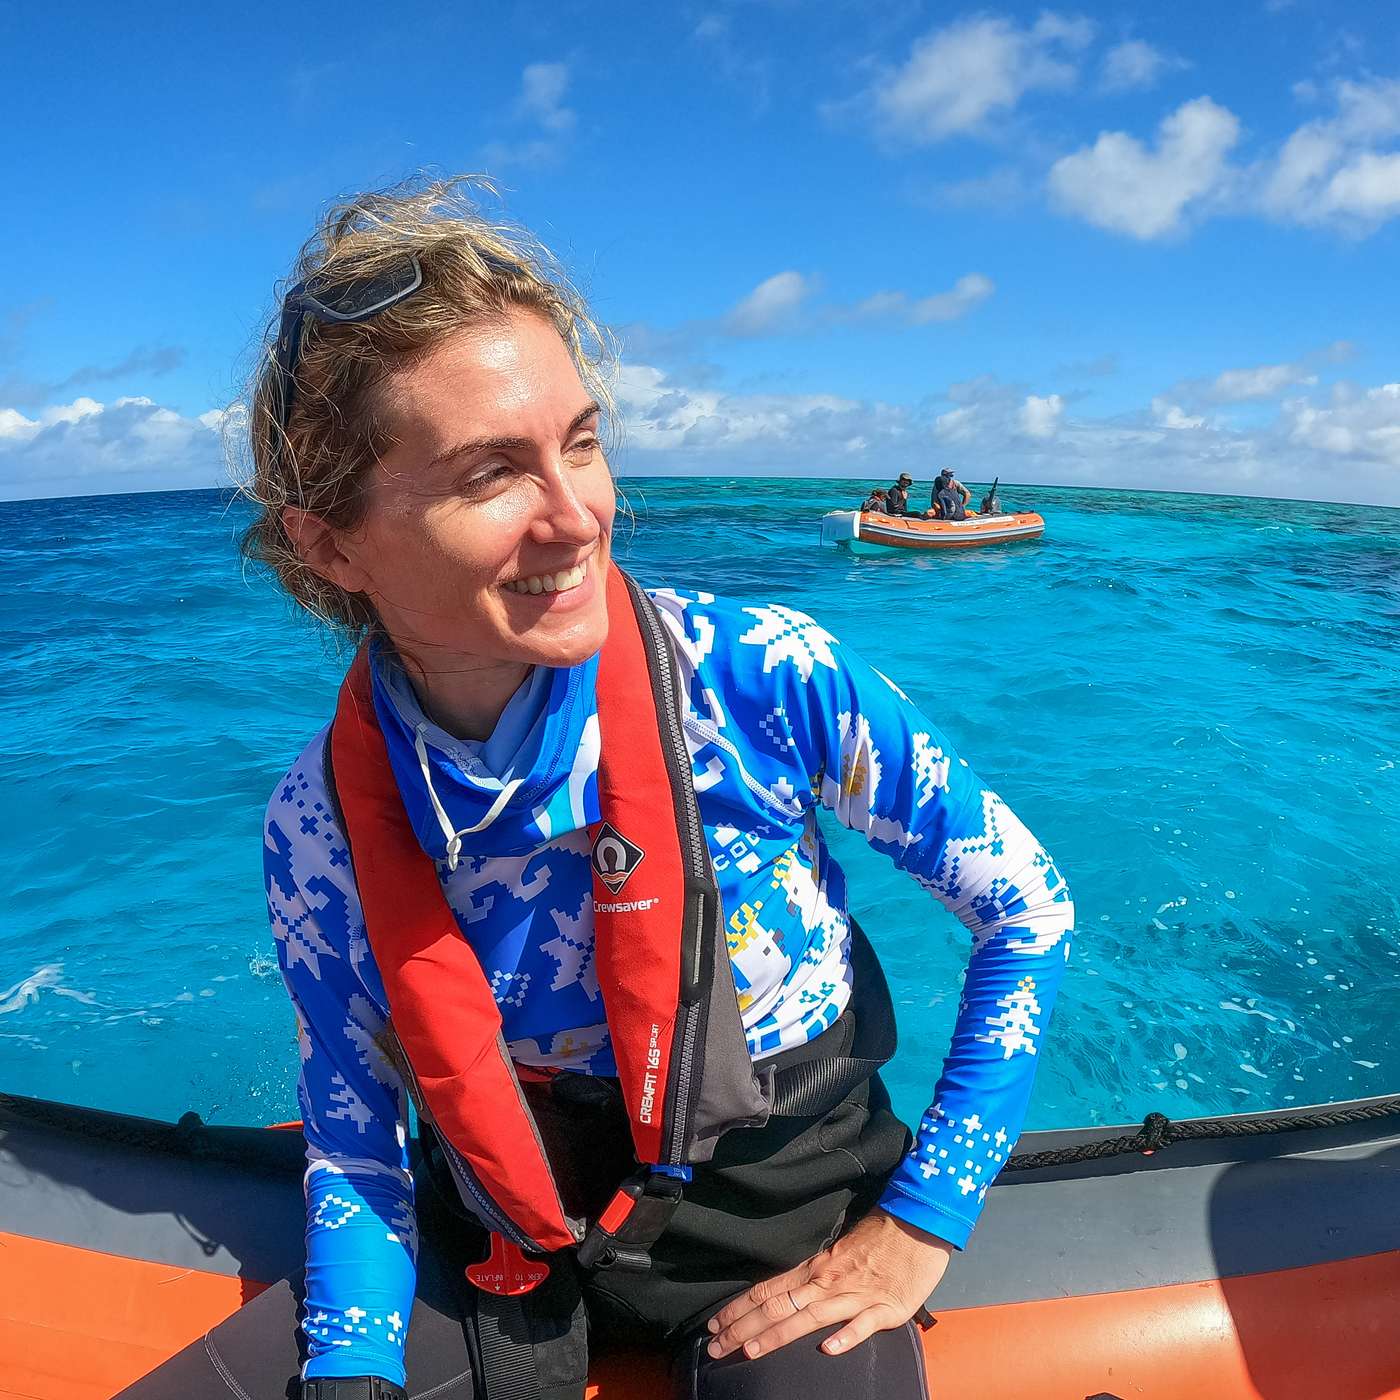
[{"xmin": 115, "ymin": 970, "xmax": 929, "ymax": 1400}]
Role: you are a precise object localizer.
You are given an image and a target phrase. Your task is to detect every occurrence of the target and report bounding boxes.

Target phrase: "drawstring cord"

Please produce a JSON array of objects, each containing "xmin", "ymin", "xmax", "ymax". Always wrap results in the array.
[{"xmin": 413, "ymin": 724, "xmax": 523, "ymax": 871}]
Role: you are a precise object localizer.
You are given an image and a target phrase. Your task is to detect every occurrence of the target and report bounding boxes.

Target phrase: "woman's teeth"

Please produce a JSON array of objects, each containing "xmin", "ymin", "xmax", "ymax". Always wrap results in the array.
[{"xmin": 503, "ymin": 559, "xmax": 589, "ymax": 596}]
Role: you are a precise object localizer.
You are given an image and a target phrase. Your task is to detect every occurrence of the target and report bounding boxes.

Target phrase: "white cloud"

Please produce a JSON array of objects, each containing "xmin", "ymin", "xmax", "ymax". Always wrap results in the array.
[
  {"xmin": 1259, "ymin": 79, "xmax": 1400, "ymax": 231},
  {"xmin": 852, "ymin": 273, "xmax": 995, "ymax": 325},
  {"xmin": 1048, "ymin": 78, "xmax": 1400, "ymax": 240},
  {"xmin": 1326, "ymin": 151, "xmax": 1400, "ymax": 217},
  {"xmin": 518, "ymin": 62, "xmax": 575, "ymax": 134},
  {"xmin": 0, "ymin": 397, "xmax": 107, "ymax": 441},
  {"xmin": 1151, "ymin": 398, "xmax": 1206, "ymax": 430},
  {"xmin": 481, "ymin": 62, "xmax": 576, "ymax": 170},
  {"xmin": 1284, "ymin": 382, "xmax": 1400, "ymax": 467},
  {"xmin": 870, "ymin": 12, "xmax": 1094, "ymax": 144},
  {"xmin": 1020, "ymin": 393, "xmax": 1064, "ymax": 438},
  {"xmin": 0, "ymin": 395, "xmax": 225, "ymax": 501},
  {"xmin": 712, "ymin": 269, "xmax": 994, "ymax": 340},
  {"xmin": 1164, "ymin": 344, "xmax": 1354, "ymax": 408},
  {"xmin": 915, "ymin": 374, "xmax": 1400, "ymax": 504},
  {"xmin": 910, "ymin": 273, "xmax": 996, "ymax": 324},
  {"xmin": 1048, "ymin": 96, "xmax": 1240, "ymax": 239},
  {"xmin": 44, "ymin": 396, "xmax": 105, "ymax": 426},
  {"xmin": 615, "ymin": 362, "xmax": 875, "ymax": 458},
  {"xmin": 1209, "ymin": 362, "xmax": 1317, "ymax": 402},
  {"xmin": 725, "ymin": 271, "xmax": 812, "ymax": 336},
  {"xmin": 1099, "ymin": 39, "xmax": 1179, "ymax": 94},
  {"xmin": 0, "ymin": 407, "xmax": 38, "ymax": 440},
  {"xmin": 10, "ymin": 372, "xmax": 1400, "ymax": 507}
]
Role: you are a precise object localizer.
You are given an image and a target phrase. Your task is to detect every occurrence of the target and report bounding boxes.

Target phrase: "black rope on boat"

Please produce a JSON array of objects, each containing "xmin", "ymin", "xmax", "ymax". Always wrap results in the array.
[
  {"xmin": 0, "ymin": 1093, "xmax": 301, "ymax": 1172},
  {"xmin": 6, "ymin": 1091, "xmax": 1400, "ymax": 1178},
  {"xmin": 1003, "ymin": 1096, "xmax": 1400, "ymax": 1173}
]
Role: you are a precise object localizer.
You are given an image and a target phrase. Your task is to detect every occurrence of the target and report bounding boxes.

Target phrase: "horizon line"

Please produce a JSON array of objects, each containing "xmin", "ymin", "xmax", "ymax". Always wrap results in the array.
[{"xmin": 2, "ymin": 473, "xmax": 1397, "ymax": 515}]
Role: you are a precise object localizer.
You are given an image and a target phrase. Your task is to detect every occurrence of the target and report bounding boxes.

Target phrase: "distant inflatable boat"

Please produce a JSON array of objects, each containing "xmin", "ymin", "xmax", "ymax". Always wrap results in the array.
[
  {"xmin": 821, "ymin": 508, "xmax": 1044, "ymax": 553},
  {"xmin": 2, "ymin": 1089, "xmax": 1398, "ymax": 1399}
]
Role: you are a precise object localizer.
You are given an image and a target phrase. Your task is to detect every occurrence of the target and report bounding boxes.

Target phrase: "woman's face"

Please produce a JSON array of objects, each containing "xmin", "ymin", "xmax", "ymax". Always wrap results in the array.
[{"xmin": 330, "ymin": 310, "xmax": 615, "ymax": 674}]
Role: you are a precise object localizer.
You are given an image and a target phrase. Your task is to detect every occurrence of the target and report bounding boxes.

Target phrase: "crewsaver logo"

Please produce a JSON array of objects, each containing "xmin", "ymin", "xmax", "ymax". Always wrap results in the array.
[{"xmin": 591, "ymin": 822, "xmax": 646, "ymax": 894}]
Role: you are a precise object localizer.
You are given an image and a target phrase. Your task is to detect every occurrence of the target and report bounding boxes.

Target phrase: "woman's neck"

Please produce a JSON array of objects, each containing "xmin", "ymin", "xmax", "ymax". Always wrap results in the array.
[{"xmin": 394, "ymin": 647, "xmax": 533, "ymax": 742}]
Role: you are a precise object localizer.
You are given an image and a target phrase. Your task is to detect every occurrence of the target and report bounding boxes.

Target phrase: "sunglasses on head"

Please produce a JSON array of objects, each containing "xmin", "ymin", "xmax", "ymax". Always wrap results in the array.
[{"xmin": 267, "ymin": 254, "xmax": 424, "ymax": 478}]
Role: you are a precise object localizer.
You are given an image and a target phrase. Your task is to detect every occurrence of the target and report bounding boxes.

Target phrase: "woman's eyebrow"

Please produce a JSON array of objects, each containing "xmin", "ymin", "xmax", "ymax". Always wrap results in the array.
[{"xmin": 425, "ymin": 401, "xmax": 602, "ymax": 472}]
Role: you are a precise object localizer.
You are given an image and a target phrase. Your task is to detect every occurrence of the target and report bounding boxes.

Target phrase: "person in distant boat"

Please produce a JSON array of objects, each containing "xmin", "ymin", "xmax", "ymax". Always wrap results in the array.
[
  {"xmin": 980, "ymin": 479, "xmax": 1002, "ymax": 515},
  {"xmin": 883, "ymin": 472, "xmax": 915, "ymax": 514},
  {"xmin": 928, "ymin": 469, "xmax": 971, "ymax": 519},
  {"xmin": 926, "ymin": 471, "xmax": 967, "ymax": 523},
  {"xmin": 860, "ymin": 487, "xmax": 890, "ymax": 513},
  {"xmin": 123, "ymin": 177, "xmax": 1074, "ymax": 1400}
]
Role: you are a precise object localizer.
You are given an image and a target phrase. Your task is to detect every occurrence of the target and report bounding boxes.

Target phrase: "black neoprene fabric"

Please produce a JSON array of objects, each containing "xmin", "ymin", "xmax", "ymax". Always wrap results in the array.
[{"xmin": 116, "ymin": 990, "xmax": 922, "ymax": 1400}]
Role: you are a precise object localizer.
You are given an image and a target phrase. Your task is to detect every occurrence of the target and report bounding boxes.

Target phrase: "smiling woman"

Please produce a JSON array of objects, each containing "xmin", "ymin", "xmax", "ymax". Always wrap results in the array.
[
  {"xmin": 238, "ymin": 180, "xmax": 617, "ymax": 735},
  {"xmin": 121, "ymin": 178, "xmax": 1075, "ymax": 1400}
]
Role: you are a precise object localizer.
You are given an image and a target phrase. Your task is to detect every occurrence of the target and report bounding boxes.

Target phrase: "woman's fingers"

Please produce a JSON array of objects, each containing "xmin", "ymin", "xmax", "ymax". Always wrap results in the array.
[
  {"xmin": 708, "ymin": 1292, "xmax": 859, "ymax": 1359},
  {"xmin": 706, "ymin": 1263, "xmax": 814, "ymax": 1337},
  {"xmin": 819, "ymin": 1302, "xmax": 901, "ymax": 1357},
  {"xmin": 706, "ymin": 1212, "xmax": 952, "ymax": 1361}
]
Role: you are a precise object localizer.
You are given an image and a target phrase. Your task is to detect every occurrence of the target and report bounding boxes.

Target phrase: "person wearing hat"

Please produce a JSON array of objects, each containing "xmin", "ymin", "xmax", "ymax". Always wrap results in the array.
[
  {"xmin": 928, "ymin": 470, "xmax": 968, "ymax": 522},
  {"xmin": 884, "ymin": 472, "xmax": 915, "ymax": 515},
  {"xmin": 929, "ymin": 469, "xmax": 971, "ymax": 520}
]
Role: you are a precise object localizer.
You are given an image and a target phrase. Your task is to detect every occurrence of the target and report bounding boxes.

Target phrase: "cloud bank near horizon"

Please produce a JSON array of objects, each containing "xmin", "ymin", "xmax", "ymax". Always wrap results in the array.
[
  {"xmin": 7, "ymin": 12, "xmax": 1400, "ymax": 512},
  {"xmin": 4, "ymin": 361, "xmax": 1397, "ymax": 508}
]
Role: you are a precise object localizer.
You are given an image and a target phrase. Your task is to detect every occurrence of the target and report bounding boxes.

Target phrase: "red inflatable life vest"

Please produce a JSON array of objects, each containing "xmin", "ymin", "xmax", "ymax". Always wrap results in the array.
[{"xmin": 327, "ymin": 566, "xmax": 770, "ymax": 1253}]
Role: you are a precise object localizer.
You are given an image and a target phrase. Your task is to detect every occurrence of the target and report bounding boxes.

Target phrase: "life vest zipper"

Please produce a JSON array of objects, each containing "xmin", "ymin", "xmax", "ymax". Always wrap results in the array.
[
  {"xmin": 434, "ymin": 1126, "xmax": 541, "ymax": 1252},
  {"xmin": 625, "ymin": 577, "xmax": 711, "ymax": 1166}
]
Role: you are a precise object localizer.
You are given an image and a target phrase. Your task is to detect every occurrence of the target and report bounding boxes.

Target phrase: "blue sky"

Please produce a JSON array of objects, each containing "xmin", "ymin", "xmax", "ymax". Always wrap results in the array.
[{"xmin": 2, "ymin": 0, "xmax": 1399, "ymax": 504}]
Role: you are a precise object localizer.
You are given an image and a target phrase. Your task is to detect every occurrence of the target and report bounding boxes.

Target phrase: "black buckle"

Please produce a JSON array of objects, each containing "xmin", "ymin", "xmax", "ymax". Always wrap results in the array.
[
  {"xmin": 301, "ymin": 1377, "xmax": 407, "ymax": 1400},
  {"xmin": 577, "ymin": 1169, "xmax": 685, "ymax": 1271}
]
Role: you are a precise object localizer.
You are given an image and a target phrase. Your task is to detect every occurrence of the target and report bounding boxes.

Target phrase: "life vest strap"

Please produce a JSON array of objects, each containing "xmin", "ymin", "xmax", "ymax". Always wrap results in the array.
[{"xmin": 576, "ymin": 1167, "xmax": 689, "ymax": 1272}]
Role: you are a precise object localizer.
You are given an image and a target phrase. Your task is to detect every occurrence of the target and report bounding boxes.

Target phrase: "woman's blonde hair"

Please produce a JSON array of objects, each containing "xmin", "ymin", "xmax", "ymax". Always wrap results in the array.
[{"xmin": 237, "ymin": 176, "xmax": 616, "ymax": 635}]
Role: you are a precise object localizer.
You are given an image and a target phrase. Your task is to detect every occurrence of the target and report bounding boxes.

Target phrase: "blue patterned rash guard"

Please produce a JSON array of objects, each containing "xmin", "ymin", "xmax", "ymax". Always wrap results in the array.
[{"xmin": 265, "ymin": 588, "xmax": 1074, "ymax": 1385}]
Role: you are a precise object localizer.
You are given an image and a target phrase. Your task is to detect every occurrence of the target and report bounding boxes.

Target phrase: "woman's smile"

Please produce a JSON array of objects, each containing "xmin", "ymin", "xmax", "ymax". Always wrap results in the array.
[{"xmin": 500, "ymin": 550, "xmax": 597, "ymax": 608}]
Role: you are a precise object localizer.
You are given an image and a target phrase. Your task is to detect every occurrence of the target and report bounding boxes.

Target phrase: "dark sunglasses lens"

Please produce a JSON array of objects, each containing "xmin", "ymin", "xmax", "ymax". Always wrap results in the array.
[{"xmin": 304, "ymin": 257, "xmax": 422, "ymax": 320}]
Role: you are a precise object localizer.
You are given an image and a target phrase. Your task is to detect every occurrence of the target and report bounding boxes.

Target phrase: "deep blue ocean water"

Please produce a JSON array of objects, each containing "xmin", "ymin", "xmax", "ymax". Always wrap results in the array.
[{"xmin": 2, "ymin": 478, "xmax": 1398, "ymax": 1133}]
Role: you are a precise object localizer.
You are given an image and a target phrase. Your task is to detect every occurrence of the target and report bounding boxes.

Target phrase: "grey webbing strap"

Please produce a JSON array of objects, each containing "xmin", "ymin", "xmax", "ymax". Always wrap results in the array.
[
  {"xmin": 470, "ymin": 1274, "xmax": 589, "ymax": 1400},
  {"xmin": 474, "ymin": 1291, "xmax": 542, "ymax": 1400}
]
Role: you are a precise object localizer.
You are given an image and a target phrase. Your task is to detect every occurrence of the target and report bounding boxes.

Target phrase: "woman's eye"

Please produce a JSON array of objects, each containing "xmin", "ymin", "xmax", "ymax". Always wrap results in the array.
[
  {"xmin": 570, "ymin": 436, "xmax": 599, "ymax": 457},
  {"xmin": 464, "ymin": 462, "xmax": 514, "ymax": 491}
]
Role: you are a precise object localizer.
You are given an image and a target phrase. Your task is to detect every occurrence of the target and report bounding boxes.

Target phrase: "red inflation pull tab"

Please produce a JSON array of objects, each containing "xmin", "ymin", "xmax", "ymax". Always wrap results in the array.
[
  {"xmin": 466, "ymin": 1233, "xmax": 550, "ymax": 1295},
  {"xmin": 596, "ymin": 1181, "xmax": 641, "ymax": 1235}
]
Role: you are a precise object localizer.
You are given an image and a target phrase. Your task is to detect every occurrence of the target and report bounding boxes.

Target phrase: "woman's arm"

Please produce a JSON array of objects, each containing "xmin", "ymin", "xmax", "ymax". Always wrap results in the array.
[
  {"xmin": 801, "ymin": 629, "xmax": 1074, "ymax": 1248},
  {"xmin": 702, "ymin": 601, "xmax": 1073, "ymax": 1361},
  {"xmin": 265, "ymin": 736, "xmax": 419, "ymax": 1387}
]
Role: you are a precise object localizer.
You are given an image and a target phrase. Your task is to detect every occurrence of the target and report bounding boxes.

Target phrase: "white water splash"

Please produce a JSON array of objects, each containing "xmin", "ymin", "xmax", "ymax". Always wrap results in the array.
[
  {"xmin": 1219, "ymin": 999, "xmax": 1277, "ymax": 1023},
  {"xmin": 0, "ymin": 964, "xmax": 68, "ymax": 1015}
]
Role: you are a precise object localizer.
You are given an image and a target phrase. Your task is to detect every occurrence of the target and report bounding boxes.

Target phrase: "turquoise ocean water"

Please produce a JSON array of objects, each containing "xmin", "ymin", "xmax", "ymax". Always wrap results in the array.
[{"xmin": 2, "ymin": 478, "xmax": 1398, "ymax": 1133}]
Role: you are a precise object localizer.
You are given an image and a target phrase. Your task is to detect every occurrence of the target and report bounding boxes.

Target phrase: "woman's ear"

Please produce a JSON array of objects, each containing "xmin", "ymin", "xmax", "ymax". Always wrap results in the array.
[{"xmin": 281, "ymin": 507, "xmax": 369, "ymax": 594}]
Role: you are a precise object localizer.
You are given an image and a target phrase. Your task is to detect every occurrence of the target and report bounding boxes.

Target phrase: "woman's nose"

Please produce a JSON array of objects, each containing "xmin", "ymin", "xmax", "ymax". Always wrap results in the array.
[{"xmin": 528, "ymin": 462, "xmax": 600, "ymax": 544}]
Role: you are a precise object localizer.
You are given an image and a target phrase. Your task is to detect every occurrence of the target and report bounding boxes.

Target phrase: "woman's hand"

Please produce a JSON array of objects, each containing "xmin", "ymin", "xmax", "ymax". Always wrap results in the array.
[{"xmin": 705, "ymin": 1208, "xmax": 953, "ymax": 1361}]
